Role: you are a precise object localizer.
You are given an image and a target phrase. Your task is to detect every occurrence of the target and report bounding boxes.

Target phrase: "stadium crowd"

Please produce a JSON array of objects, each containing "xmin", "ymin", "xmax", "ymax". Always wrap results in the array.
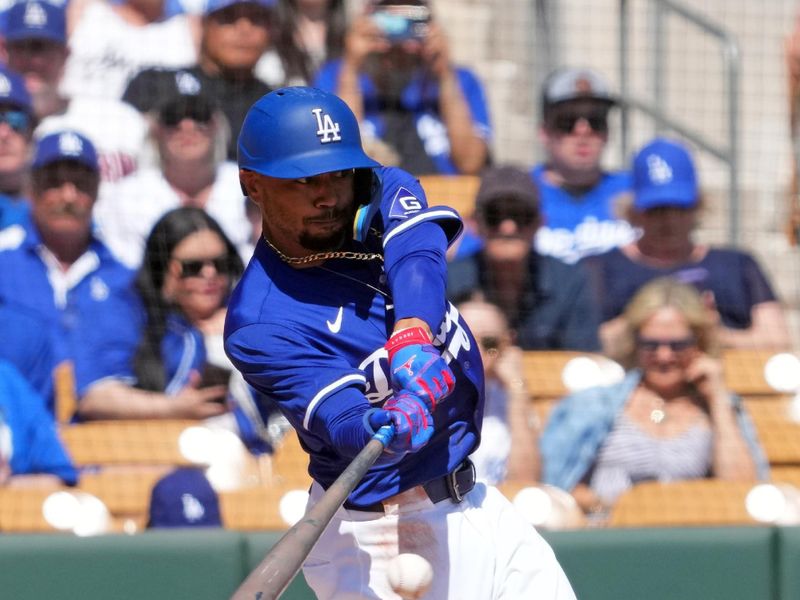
[{"xmin": 0, "ymin": 0, "xmax": 795, "ymax": 532}]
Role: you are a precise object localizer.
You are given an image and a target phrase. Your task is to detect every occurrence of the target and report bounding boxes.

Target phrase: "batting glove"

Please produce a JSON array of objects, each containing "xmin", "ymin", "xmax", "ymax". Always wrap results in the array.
[
  {"xmin": 364, "ymin": 391, "xmax": 434, "ymax": 454},
  {"xmin": 385, "ymin": 326, "xmax": 455, "ymax": 410}
]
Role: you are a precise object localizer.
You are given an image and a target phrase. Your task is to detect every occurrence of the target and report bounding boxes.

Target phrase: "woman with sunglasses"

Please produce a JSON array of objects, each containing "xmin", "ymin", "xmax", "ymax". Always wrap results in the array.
[
  {"xmin": 458, "ymin": 299, "xmax": 540, "ymax": 485},
  {"xmin": 133, "ymin": 208, "xmax": 274, "ymax": 444},
  {"xmin": 540, "ymin": 277, "xmax": 769, "ymax": 521}
]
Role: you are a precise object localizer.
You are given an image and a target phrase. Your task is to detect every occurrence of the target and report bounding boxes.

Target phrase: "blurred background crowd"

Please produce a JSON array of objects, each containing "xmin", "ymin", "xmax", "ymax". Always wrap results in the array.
[{"xmin": 1, "ymin": 0, "xmax": 800, "ymax": 537}]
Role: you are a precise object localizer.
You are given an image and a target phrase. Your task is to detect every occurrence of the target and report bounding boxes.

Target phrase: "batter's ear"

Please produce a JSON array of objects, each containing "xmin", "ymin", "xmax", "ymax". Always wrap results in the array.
[
  {"xmin": 353, "ymin": 168, "xmax": 374, "ymax": 206},
  {"xmin": 239, "ymin": 169, "xmax": 256, "ymax": 199}
]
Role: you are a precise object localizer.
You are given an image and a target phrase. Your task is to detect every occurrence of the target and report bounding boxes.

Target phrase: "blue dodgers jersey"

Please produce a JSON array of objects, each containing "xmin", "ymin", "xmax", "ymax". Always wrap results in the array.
[
  {"xmin": 225, "ymin": 167, "xmax": 485, "ymax": 504},
  {"xmin": 531, "ymin": 165, "xmax": 636, "ymax": 264},
  {"xmin": 0, "ymin": 222, "xmax": 143, "ymax": 402}
]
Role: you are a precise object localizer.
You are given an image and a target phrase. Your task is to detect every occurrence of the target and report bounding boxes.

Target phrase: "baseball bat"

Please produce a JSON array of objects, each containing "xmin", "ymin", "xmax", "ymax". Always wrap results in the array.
[{"xmin": 230, "ymin": 426, "xmax": 393, "ymax": 600}]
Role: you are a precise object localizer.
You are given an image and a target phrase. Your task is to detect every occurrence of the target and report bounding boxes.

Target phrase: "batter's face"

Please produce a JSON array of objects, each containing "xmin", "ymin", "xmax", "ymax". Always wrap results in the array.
[{"xmin": 240, "ymin": 168, "xmax": 356, "ymax": 257}]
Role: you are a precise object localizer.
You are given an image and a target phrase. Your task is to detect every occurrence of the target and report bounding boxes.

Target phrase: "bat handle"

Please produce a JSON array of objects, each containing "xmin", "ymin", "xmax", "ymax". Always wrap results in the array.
[{"xmin": 230, "ymin": 425, "xmax": 394, "ymax": 600}]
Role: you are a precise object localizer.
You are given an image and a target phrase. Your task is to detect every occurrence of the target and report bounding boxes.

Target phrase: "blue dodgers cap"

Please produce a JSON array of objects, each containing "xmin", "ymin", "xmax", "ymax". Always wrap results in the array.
[
  {"xmin": 148, "ymin": 468, "xmax": 222, "ymax": 528},
  {"xmin": 5, "ymin": 1, "xmax": 66, "ymax": 44},
  {"xmin": 32, "ymin": 131, "xmax": 99, "ymax": 171},
  {"xmin": 238, "ymin": 86, "xmax": 380, "ymax": 179},
  {"xmin": 204, "ymin": 0, "xmax": 274, "ymax": 15},
  {"xmin": 0, "ymin": 66, "xmax": 32, "ymax": 114},
  {"xmin": 632, "ymin": 137, "xmax": 699, "ymax": 211}
]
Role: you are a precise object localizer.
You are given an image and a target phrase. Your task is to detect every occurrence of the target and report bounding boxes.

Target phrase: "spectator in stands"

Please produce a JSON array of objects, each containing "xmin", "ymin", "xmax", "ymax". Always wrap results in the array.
[
  {"xmin": 0, "ymin": 131, "xmax": 143, "ymax": 420},
  {"xmin": 313, "ymin": 0, "xmax": 491, "ymax": 175},
  {"xmin": 459, "ymin": 299, "xmax": 539, "ymax": 485},
  {"xmin": 447, "ymin": 165, "xmax": 601, "ymax": 351},
  {"xmin": 4, "ymin": 0, "xmax": 149, "ymax": 184},
  {"xmin": 135, "ymin": 207, "xmax": 272, "ymax": 451},
  {"xmin": 581, "ymin": 137, "xmax": 791, "ymax": 353},
  {"xmin": 264, "ymin": 0, "xmax": 347, "ymax": 86},
  {"xmin": 122, "ymin": 0, "xmax": 275, "ymax": 160},
  {"xmin": 0, "ymin": 358, "xmax": 78, "ymax": 487},
  {"xmin": 0, "ymin": 65, "xmax": 35, "ymax": 225},
  {"xmin": 532, "ymin": 67, "xmax": 635, "ymax": 264},
  {"xmin": 0, "ymin": 131, "xmax": 225, "ymax": 421},
  {"xmin": 95, "ymin": 75, "xmax": 252, "ymax": 268},
  {"xmin": 540, "ymin": 277, "xmax": 769, "ymax": 519},
  {"xmin": 61, "ymin": 0, "xmax": 200, "ymax": 100}
]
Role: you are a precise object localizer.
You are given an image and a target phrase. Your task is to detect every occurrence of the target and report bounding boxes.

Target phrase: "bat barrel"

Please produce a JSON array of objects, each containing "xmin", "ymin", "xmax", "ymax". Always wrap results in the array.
[{"xmin": 230, "ymin": 431, "xmax": 390, "ymax": 600}]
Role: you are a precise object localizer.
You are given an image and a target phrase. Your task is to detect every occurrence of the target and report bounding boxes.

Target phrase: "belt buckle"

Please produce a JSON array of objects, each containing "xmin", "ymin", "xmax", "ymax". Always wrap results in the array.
[{"xmin": 446, "ymin": 460, "xmax": 474, "ymax": 503}]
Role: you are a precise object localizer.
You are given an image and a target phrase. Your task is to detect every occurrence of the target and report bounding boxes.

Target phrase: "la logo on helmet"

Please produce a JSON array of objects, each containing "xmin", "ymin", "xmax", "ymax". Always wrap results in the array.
[{"xmin": 312, "ymin": 108, "xmax": 341, "ymax": 143}]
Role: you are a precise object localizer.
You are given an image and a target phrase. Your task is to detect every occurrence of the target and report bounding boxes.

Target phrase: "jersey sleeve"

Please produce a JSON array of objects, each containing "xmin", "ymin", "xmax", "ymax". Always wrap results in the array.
[{"xmin": 225, "ymin": 322, "xmax": 371, "ymax": 438}]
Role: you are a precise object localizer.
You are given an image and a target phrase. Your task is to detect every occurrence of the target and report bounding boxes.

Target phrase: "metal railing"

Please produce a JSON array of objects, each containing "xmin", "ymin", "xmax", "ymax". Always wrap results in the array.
[{"xmin": 618, "ymin": 0, "xmax": 741, "ymax": 243}]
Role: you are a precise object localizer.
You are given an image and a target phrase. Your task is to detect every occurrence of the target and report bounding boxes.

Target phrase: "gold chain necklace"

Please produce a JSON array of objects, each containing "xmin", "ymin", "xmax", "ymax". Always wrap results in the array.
[{"xmin": 262, "ymin": 235, "xmax": 383, "ymax": 265}]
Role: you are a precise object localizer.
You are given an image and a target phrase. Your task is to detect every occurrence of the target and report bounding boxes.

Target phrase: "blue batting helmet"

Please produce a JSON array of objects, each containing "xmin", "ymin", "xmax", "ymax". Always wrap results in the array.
[{"xmin": 238, "ymin": 86, "xmax": 381, "ymax": 179}]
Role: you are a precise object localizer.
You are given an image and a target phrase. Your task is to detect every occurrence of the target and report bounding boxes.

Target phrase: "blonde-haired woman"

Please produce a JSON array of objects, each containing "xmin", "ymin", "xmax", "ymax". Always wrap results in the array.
[{"xmin": 540, "ymin": 277, "xmax": 769, "ymax": 518}]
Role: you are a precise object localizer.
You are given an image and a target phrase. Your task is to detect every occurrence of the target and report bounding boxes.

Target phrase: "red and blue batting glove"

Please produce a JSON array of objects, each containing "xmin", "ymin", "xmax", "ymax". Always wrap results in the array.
[
  {"xmin": 385, "ymin": 326, "xmax": 455, "ymax": 410},
  {"xmin": 364, "ymin": 391, "xmax": 434, "ymax": 454}
]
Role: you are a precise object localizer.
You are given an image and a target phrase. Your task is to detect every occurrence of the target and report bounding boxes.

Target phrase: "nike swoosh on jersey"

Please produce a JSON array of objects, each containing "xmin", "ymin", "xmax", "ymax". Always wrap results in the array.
[{"xmin": 327, "ymin": 306, "xmax": 344, "ymax": 333}]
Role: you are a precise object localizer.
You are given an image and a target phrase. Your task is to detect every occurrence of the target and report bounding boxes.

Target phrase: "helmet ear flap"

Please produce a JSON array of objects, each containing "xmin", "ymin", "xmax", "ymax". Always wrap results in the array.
[{"xmin": 353, "ymin": 168, "xmax": 374, "ymax": 206}]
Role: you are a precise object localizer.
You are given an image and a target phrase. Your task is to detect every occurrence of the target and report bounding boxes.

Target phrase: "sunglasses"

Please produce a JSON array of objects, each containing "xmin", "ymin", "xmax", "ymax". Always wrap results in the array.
[
  {"xmin": 0, "ymin": 110, "xmax": 31, "ymax": 134},
  {"xmin": 548, "ymin": 111, "xmax": 608, "ymax": 134},
  {"xmin": 478, "ymin": 336, "xmax": 502, "ymax": 352},
  {"xmin": 209, "ymin": 5, "xmax": 271, "ymax": 26},
  {"xmin": 176, "ymin": 255, "xmax": 234, "ymax": 278},
  {"xmin": 35, "ymin": 164, "xmax": 99, "ymax": 194},
  {"xmin": 637, "ymin": 336, "xmax": 696, "ymax": 353},
  {"xmin": 482, "ymin": 198, "xmax": 537, "ymax": 229},
  {"xmin": 160, "ymin": 104, "xmax": 214, "ymax": 128}
]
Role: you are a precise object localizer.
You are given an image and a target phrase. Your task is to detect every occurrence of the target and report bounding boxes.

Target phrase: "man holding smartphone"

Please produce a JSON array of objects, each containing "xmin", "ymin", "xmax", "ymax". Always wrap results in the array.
[{"xmin": 313, "ymin": 0, "xmax": 491, "ymax": 175}]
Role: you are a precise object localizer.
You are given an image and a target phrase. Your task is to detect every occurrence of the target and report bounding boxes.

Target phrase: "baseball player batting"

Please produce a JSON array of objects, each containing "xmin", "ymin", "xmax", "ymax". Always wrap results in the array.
[{"xmin": 225, "ymin": 86, "xmax": 576, "ymax": 599}]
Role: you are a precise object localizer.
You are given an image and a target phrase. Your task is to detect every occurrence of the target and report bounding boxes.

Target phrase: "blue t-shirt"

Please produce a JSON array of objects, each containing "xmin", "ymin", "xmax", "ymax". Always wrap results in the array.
[
  {"xmin": 580, "ymin": 246, "xmax": 778, "ymax": 328},
  {"xmin": 0, "ymin": 360, "xmax": 78, "ymax": 484},
  {"xmin": 225, "ymin": 166, "xmax": 484, "ymax": 505},
  {"xmin": 0, "ymin": 222, "xmax": 143, "ymax": 404},
  {"xmin": 314, "ymin": 60, "xmax": 492, "ymax": 175},
  {"xmin": 531, "ymin": 165, "xmax": 636, "ymax": 264}
]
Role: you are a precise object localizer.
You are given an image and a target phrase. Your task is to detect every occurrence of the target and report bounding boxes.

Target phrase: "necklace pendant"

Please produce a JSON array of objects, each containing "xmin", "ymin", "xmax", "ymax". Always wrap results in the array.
[{"xmin": 650, "ymin": 408, "xmax": 666, "ymax": 424}]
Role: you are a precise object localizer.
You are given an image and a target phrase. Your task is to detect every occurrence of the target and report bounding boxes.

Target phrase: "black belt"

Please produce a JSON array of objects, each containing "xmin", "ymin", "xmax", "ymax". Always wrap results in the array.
[{"xmin": 343, "ymin": 459, "xmax": 476, "ymax": 513}]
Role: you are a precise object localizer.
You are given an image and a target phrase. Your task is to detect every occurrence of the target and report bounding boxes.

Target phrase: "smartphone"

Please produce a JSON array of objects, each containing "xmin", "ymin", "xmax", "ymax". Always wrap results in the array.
[
  {"xmin": 200, "ymin": 363, "xmax": 232, "ymax": 403},
  {"xmin": 372, "ymin": 5, "xmax": 431, "ymax": 42}
]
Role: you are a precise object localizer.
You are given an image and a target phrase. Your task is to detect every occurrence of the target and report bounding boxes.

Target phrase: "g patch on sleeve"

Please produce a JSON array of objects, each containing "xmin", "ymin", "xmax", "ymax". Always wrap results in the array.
[{"xmin": 388, "ymin": 186, "xmax": 423, "ymax": 219}]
